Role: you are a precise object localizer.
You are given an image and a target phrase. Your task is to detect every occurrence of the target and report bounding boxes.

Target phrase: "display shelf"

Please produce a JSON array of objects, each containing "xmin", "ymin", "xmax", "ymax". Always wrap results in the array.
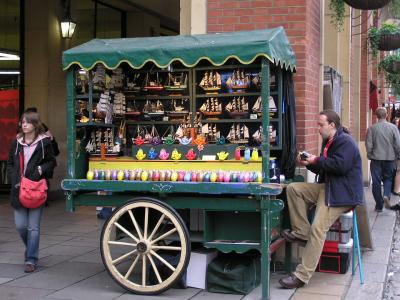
[{"xmin": 76, "ymin": 122, "xmax": 116, "ymax": 128}]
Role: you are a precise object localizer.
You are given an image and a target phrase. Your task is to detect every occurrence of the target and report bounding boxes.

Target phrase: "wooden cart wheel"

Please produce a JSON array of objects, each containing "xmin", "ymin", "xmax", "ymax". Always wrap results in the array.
[{"xmin": 100, "ymin": 197, "xmax": 190, "ymax": 295}]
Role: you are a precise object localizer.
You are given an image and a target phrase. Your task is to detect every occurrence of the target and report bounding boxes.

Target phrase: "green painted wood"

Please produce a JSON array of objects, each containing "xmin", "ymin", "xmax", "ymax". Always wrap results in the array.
[
  {"xmin": 62, "ymin": 179, "xmax": 282, "ymax": 196},
  {"xmin": 261, "ymin": 195, "xmax": 271, "ymax": 300},
  {"xmin": 261, "ymin": 59, "xmax": 270, "ymax": 184}
]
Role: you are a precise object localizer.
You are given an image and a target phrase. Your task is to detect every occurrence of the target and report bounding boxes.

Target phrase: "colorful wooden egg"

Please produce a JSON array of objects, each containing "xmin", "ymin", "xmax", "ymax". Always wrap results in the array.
[
  {"xmin": 124, "ymin": 170, "xmax": 130, "ymax": 180},
  {"xmin": 191, "ymin": 172, "xmax": 197, "ymax": 182},
  {"xmin": 197, "ymin": 172, "xmax": 204, "ymax": 182},
  {"xmin": 165, "ymin": 170, "xmax": 172, "ymax": 181},
  {"xmin": 98, "ymin": 170, "xmax": 105, "ymax": 180},
  {"xmin": 256, "ymin": 172, "xmax": 263, "ymax": 183},
  {"xmin": 184, "ymin": 172, "xmax": 192, "ymax": 182},
  {"xmin": 231, "ymin": 172, "xmax": 238, "ymax": 182},
  {"xmin": 217, "ymin": 172, "xmax": 225, "ymax": 182},
  {"xmin": 203, "ymin": 173, "xmax": 210, "ymax": 182},
  {"xmin": 111, "ymin": 170, "xmax": 118, "ymax": 180},
  {"xmin": 129, "ymin": 170, "xmax": 136, "ymax": 180},
  {"xmin": 117, "ymin": 170, "xmax": 124, "ymax": 181},
  {"xmin": 239, "ymin": 172, "xmax": 245, "ymax": 182},
  {"xmin": 141, "ymin": 171, "xmax": 149, "ymax": 181},
  {"xmin": 159, "ymin": 170, "xmax": 166, "ymax": 181},
  {"xmin": 244, "ymin": 172, "xmax": 250, "ymax": 182},
  {"xmin": 224, "ymin": 172, "xmax": 231, "ymax": 182},
  {"xmin": 170, "ymin": 171, "xmax": 178, "ymax": 181},
  {"xmin": 178, "ymin": 171, "xmax": 185, "ymax": 181},
  {"xmin": 105, "ymin": 170, "xmax": 112, "ymax": 180},
  {"xmin": 86, "ymin": 170, "xmax": 94, "ymax": 180},
  {"xmin": 210, "ymin": 172, "xmax": 217, "ymax": 182},
  {"xmin": 152, "ymin": 170, "xmax": 160, "ymax": 181},
  {"xmin": 93, "ymin": 170, "xmax": 99, "ymax": 180}
]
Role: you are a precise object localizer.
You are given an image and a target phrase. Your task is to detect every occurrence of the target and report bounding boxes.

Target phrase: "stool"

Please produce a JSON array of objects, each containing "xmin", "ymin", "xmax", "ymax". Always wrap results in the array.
[{"xmin": 351, "ymin": 209, "xmax": 365, "ymax": 284}]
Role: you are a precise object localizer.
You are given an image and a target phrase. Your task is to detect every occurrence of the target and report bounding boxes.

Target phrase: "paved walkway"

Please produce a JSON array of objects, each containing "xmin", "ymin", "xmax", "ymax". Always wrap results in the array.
[{"xmin": 0, "ymin": 186, "xmax": 395, "ymax": 300}]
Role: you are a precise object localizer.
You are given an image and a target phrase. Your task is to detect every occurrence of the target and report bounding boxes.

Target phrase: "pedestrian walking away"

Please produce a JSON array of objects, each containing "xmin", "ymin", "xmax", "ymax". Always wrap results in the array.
[
  {"xmin": 365, "ymin": 107, "xmax": 400, "ymax": 211},
  {"xmin": 6, "ymin": 110, "xmax": 56, "ymax": 273},
  {"xmin": 279, "ymin": 109, "xmax": 364, "ymax": 289}
]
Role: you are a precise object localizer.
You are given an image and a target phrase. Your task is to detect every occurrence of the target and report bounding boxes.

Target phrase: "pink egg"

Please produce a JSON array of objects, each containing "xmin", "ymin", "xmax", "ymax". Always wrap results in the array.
[
  {"xmin": 244, "ymin": 172, "xmax": 250, "ymax": 182},
  {"xmin": 224, "ymin": 173, "xmax": 231, "ymax": 182},
  {"xmin": 217, "ymin": 172, "xmax": 225, "ymax": 182},
  {"xmin": 152, "ymin": 171, "xmax": 160, "ymax": 181},
  {"xmin": 191, "ymin": 172, "xmax": 197, "ymax": 181},
  {"xmin": 178, "ymin": 171, "xmax": 185, "ymax": 181}
]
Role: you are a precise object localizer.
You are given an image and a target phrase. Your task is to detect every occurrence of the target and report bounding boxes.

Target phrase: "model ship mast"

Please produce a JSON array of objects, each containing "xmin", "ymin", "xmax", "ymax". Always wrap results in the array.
[
  {"xmin": 226, "ymin": 123, "xmax": 249, "ymax": 144},
  {"xmin": 199, "ymin": 71, "xmax": 221, "ymax": 92}
]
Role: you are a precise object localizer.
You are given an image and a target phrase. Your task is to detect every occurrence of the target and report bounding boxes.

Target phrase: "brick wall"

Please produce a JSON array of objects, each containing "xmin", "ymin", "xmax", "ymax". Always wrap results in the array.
[{"xmin": 207, "ymin": 0, "xmax": 322, "ymax": 153}]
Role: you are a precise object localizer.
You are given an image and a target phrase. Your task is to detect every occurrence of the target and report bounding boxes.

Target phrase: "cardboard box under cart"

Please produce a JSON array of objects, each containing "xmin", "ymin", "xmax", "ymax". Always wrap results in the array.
[{"xmin": 185, "ymin": 249, "xmax": 218, "ymax": 289}]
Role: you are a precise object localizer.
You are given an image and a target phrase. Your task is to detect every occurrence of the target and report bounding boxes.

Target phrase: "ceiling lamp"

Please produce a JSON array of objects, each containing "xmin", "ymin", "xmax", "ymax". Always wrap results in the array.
[{"xmin": 61, "ymin": 19, "xmax": 76, "ymax": 38}]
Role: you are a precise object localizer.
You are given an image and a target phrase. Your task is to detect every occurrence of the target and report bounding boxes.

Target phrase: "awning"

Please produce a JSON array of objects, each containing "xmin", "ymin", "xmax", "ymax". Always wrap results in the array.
[{"xmin": 62, "ymin": 27, "xmax": 296, "ymax": 71}]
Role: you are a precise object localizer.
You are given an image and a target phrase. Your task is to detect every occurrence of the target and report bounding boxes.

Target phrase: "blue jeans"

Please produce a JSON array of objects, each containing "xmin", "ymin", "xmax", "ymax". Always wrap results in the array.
[
  {"xmin": 371, "ymin": 160, "xmax": 396, "ymax": 209},
  {"xmin": 14, "ymin": 206, "xmax": 44, "ymax": 265}
]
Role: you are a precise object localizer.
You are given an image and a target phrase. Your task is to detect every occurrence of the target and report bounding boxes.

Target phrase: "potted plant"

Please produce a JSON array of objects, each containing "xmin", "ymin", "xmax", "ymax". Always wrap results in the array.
[
  {"xmin": 369, "ymin": 22, "xmax": 400, "ymax": 57},
  {"xmin": 343, "ymin": 0, "xmax": 391, "ymax": 10},
  {"xmin": 329, "ymin": 0, "xmax": 346, "ymax": 31},
  {"xmin": 379, "ymin": 53, "xmax": 400, "ymax": 73}
]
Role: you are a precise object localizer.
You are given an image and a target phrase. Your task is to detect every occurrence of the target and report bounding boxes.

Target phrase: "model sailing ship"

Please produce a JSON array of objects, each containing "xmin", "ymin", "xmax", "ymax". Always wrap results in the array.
[
  {"xmin": 143, "ymin": 99, "xmax": 165, "ymax": 116},
  {"xmin": 199, "ymin": 71, "xmax": 221, "ymax": 92},
  {"xmin": 225, "ymin": 96, "xmax": 249, "ymax": 118},
  {"xmin": 168, "ymin": 99, "xmax": 189, "ymax": 117},
  {"xmin": 199, "ymin": 97, "xmax": 222, "ymax": 118},
  {"xmin": 252, "ymin": 125, "xmax": 277, "ymax": 144},
  {"xmin": 226, "ymin": 123, "xmax": 249, "ymax": 144},
  {"xmin": 143, "ymin": 73, "xmax": 164, "ymax": 91},
  {"xmin": 164, "ymin": 73, "xmax": 188, "ymax": 92},
  {"xmin": 201, "ymin": 123, "xmax": 220, "ymax": 143},
  {"xmin": 252, "ymin": 96, "xmax": 277, "ymax": 115},
  {"xmin": 226, "ymin": 69, "xmax": 250, "ymax": 91}
]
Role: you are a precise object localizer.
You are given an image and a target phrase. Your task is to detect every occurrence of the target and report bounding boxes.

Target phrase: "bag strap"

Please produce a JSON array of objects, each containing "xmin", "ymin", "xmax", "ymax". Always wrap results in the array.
[{"xmin": 19, "ymin": 151, "xmax": 24, "ymax": 177}]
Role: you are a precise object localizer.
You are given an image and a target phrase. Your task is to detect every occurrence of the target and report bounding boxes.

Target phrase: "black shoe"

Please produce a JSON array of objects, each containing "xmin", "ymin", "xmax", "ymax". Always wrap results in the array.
[
  {"xmin": 375, "ymin": 205, "xmax": 383, "ymax": 212},
  {"xmin": 391, "ymin": 204, "xmax": 400, "ymax": 211}
]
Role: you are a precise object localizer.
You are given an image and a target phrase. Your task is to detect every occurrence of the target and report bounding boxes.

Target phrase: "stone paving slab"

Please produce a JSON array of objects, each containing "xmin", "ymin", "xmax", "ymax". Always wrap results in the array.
[
  {"xmin": 345, "ymin": 281, "xmax": 384, "ymax": 299},
  {"xmin": 0, "ymin": 286, "xmax": 55, "ymax": 300},
  {"xmin": 5, "ymin": 261, "xmax": 104, "ymax": 290},
  {"xmin": 116, "ymin": 287, "xmax": 202, "ymax": 300}
]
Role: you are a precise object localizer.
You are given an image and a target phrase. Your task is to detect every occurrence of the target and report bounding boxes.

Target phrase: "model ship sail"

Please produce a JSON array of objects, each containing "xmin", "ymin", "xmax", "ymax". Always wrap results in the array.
[
  {"xmin": 252, "ymin": 96, "xmax": 277, "ymax": 113},
  {"xmin": 199, "ymin": 71, "xmax": 221, "ymax": 92},
  {"xmin": 200, "ymin": 98, "xmax": 222, "ymax": 118},
  {"xmin": 165, "ymin": 73, "xmax": 188, "ymax": 91},
  {"xmin": 253, "ymin": 125, "xmax": 277, "ymax": 144},
  {"xmin": 226, "ymin": 97, "xmax": 249, "ymax": 118},
  {"xmin": 201, "ymin": 124, "xmax": 220, "ymax": 142},
  {"xmin": 144, "ymin": 73, "xmax": 163, "ymax": 91},
  {"xmin": 226, "ymin": 123, "xmax": 249, "ymax": 144},
  {"xmin": 226, "ymin": 69, "xmax": 249, "ymax": 90}
]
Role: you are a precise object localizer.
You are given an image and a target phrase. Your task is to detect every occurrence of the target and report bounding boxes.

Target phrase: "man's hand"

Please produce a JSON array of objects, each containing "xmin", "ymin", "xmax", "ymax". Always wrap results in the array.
[{"xmin": 296, "ymin": 153, "xmax": 317, "ymax": 166}]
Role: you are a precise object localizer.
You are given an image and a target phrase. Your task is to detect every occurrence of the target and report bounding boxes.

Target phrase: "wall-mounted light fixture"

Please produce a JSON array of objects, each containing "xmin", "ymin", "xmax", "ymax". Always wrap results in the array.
[
  {"xmin": 61, "ymin": 19, "xmax": 76, "ymax": 38},
  {"xmin": 61, "ymin": 0, "xmax": 76, "ymax": 38}
]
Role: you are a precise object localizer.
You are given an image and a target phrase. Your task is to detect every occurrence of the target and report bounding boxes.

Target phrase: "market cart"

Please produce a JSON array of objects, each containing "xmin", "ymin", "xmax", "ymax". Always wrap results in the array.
[{"xmin": 61, "ymin": 27, "xmax": 296, "ymax": 300}]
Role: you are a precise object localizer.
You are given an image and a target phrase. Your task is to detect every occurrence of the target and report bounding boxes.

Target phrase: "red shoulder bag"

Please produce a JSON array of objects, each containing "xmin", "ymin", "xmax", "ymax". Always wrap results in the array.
[{"xmin": 19, "ymin": 152, "xmax": 48, "ymax": 209}]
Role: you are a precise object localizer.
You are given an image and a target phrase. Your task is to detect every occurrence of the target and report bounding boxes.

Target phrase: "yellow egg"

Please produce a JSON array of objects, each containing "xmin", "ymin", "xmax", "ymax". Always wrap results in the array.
[
  {"xmin": 170, "ymin": 171, "xmax": 178, "ymax": 181},
  {"xmin": 210, "ymin": 172, "xmax": 217, "ymax": 182},
  {"xmin": 86, "ymin": 170, "xmax": 94, "ymax": 180},
  {"xmin": 141, "ymin": 171, "xmax": 149, "ymax": 181},
  {"xmin": 256, "ymin": 171, "xmax": 263, "ymax": 183},
  {"xmin": 117, "ymin": 170, "xmax": 124, "ymax": 181}
]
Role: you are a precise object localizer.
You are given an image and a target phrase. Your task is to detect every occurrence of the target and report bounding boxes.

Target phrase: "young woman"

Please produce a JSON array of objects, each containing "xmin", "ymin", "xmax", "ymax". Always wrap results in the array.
[{"xmin": 7, "ymin": 111, "xmax": 56, "ymax": 273}]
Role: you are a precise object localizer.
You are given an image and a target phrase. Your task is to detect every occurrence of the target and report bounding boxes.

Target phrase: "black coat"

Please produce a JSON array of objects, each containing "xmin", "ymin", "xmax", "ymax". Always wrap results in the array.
[{"xmin": 7, "ymin": 137, "xmax": 57, "ymax": 209}]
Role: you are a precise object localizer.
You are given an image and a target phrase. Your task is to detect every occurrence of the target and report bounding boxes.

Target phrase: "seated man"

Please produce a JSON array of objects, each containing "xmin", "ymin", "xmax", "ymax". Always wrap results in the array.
[{"xmin": 279, "ymin": 109, "xmax": 364, "ymax": 289}]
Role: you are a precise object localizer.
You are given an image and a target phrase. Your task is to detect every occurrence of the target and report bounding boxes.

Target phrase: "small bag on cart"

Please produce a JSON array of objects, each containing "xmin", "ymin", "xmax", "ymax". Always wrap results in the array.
[{"xmin": 207, "ymin": 252, "xmax": 260, "ymax": 295}]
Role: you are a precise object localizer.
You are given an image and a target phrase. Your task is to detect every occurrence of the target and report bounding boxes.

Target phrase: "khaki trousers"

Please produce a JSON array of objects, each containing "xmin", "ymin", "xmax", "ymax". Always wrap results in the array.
[{"xmin": 286, "ymin": 182, "xmax": 350, "ymax": 284}]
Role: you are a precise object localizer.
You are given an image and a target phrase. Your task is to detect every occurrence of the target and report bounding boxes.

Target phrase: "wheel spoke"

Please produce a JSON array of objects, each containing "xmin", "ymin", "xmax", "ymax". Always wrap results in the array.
[
  {"xmin": 151, "ymin": 228, "xmax": 177, "ymax": 245},
  {"xmin": 114, "ymin": 222, "xmax": 139, "ymax": 243},
  {"xmin": 108, "ymin": 241, "xmax": 137, "ymax": 247},
  {"xmin": 150, "ymin": 250, "xmax": 175, "ymax": 272},
  {"xmin": 112, "ymin": 249, "xmax": 137, "ymax": 265},
  {"xmin": 148, "ymin": 214, "xmax": 165, "ymax": 241},
  {"xmin": 151, "ymin": 245, "xmax": 182, "ymax": 251},
  {"xmin": 128, "ymin": 210, "xmax": 143, "ymax": 240},
  {"xmin": 142, "ymin": 254, "xmax": 147, "ymax": 287},
  {"xmin": 124, "ymin": 254, "xmax": 140, "ymax": 279},
  {"xmin": 147, "ymin": 253, "xmax": 162, "ymax": 284},
  {"xmin": 143, "ymin": 207, "xmax": 149, "ymax": 239}
]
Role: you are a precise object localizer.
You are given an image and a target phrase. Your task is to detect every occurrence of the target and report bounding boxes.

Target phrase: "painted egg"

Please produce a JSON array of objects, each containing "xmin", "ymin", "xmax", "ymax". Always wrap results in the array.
[
  {"xmin": 124, "ymin": 170, "xmax": 130, "ymax": 180},
  {"xmin": 244, "ymin": 172, "xmax": 250, "ymax": 182},
  {"xmin": 191, "ymin": 172, "xmax": 197, "ymax": 182},
  {"xmin": 105, "ymin": 170, "xmax": 112, "ymax": 181},
  {"xmin": 159, "ymin": 170, "xmax": 166, "ymax": 181},
  {"xmin": 184, "ymin": 172, "xmax": 192, "ymax": 182},
  {"xmin": 111, "ymin": 170, "xmax": 118, "ymax": 180},
  {"xmin": 129, "ymin": 170, "xmax": 136, "ymax": 180},
  {"xmin": 93, "ymin": 170, "xmax": 99, "ymax": 180},
  {"xmin": 170, "ymin": 171, "xmax": 178, "ymax": 182},
  {"xmin": 148, "ymin": 170, "xmax": 153, "ymax": 180},
  {"xmin": 98, "ymin": 170, "xmax": 105, "ymax": 180},
  {"xmin": 210, "ymin": 172, "xmax": 217, "ymax": 182},
  {"xmin": 216, "ymin": 172, "xmax": 223, "ymax": 182},
  {"xmin": 224, "ymin": 173, "xmax": 231, "ymax": 182},
  {"xmin": 256, "ymin": 172, "xmax": 263, "ymax": 183},
  {"xmin": 117, "ymin": 170, "xmax": 125, "ymax": 181},
  {"xmin": 239, "ymin": 173, "xmax": 245, "ymax": 182},
  {"xmin": 248, "ymin": 172, "xmax": 254, "ymax": 182},
  {"xmin": 141, "ymin": 171, "xmax": 149, "ymax": 181},
  {"xmin": 203, "ymin": 173, "xmax": 210, "ymax": 182},
  {"xmin": 152, "ymin": 171, "xmax": 160, "ymax": 181},
  {"xmin": 86, "ymin": 170, "xmax": 94, "ymax": 180},
  {"xmin": 231, "ymin": 172, "xmax": 238, "ymax": 182},
  {"xmin": 197, "ymin": 172, "xmax": 204, "ymax": 182},
  {"xmin": 165, "ymin": 170, "xmax": 172, "ymax": 181},
  {"xmin": 178, "ymin": 171, "xmax": 185, "ymax": 181},
  {"xmin": 135, "ymin": 170, "xmax": 142, "ymax": 180}
]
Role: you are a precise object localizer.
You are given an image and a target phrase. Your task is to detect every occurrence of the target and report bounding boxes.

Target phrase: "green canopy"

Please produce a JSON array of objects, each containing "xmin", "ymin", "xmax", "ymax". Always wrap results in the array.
[{"xmin": 62, "ymin": 27, "xmax": 296, "ymax": 71}]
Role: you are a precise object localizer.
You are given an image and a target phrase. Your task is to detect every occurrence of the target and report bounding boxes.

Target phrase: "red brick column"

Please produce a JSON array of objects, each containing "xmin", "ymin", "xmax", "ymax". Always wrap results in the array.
[{"xmin": 207, "ymin": 0, "xmax": 321, "ymax": 153}]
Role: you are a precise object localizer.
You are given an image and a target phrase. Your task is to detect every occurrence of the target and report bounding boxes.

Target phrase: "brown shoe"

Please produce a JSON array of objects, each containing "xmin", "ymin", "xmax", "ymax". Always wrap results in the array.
[
  {"xmin": 24, "ymin": 264, "xmax": 36, "ymax": 273},
  {"xmin": 282, "ymin": 229, "xmax": 307, "ymax": 247},
  {"xmin": 279, "ymin": 273, "xmax": 305, "ymax": 289},
  {"xmin": 384, "ymin": 196, "xmax": 391, "ymax": 209}
]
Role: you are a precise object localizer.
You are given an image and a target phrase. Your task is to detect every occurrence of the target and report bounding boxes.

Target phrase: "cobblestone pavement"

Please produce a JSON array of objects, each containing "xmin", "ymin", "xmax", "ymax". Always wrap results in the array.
[{"xmin": 383, "ymin": 211, "xmax": 400, "ymax": 300}]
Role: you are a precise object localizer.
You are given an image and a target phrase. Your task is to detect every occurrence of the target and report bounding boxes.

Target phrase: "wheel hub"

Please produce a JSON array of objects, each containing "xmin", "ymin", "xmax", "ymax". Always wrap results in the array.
[{"xmin": 136, "ymin": 241, "xmax": 148, "ymax": 254}]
